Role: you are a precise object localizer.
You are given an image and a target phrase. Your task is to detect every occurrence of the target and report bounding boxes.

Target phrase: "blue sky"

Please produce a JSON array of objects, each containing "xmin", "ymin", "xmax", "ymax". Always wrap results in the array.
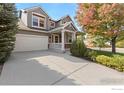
[
  {"xmin": 16, "ymin": 3, "xmax": 80, "ymax": 30},
  {"xmin": 16, "ymin": 3, "xmax": 77, "ymax": 21}
]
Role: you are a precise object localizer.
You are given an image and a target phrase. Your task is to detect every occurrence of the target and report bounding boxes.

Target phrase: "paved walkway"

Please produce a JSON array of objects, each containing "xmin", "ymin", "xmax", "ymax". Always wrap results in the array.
[{"xmin": 0, "ymin": 51, "xmax": 124, "ymax": 85}]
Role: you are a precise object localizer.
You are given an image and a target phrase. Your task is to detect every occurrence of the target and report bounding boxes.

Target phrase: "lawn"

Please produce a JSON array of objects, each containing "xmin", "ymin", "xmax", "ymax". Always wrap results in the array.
[{"xmin": 70, "ymin": 39, "xmax": 124, "ymax": 72}]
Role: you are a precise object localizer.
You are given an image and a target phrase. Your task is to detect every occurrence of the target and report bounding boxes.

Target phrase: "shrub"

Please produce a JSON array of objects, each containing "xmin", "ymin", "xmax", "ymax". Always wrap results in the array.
[
  {"xmin": 96, "ymin": 55, "xmax": 124, "ymax": 72},
  {"xmin": 116, "ymin": 40, "xmax": 124, "ymax": 48},
  {"xmin": 85, "ymin": 49, "xmax": 113, "ymax": 61},
  {"xmin": 86, "ymin": 49, "xmax": 98, "ymax": 61},
  {"xmin": 70, "ymin": 39, "xmax": 87, "ymax": 57},
  {"xmin": 96, "ymin": 55, "xmax": 112, "ymax": 66}
]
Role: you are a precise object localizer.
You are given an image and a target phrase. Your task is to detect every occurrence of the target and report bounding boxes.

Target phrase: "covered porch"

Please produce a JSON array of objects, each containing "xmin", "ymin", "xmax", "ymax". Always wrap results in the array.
[{"xmin": 49, "ymin": 29, "xmax": 76, "ymax": 52}]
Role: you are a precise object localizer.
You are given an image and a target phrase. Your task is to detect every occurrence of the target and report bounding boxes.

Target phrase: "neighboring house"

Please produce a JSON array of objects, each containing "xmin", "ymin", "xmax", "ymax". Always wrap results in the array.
[
  {"xmin": 14, "ymin": 6, "xmax": 78, "ymax": 52},
  {"xmin": 84, "ymin": 34, "xmax": 94, "ymax": 48}
]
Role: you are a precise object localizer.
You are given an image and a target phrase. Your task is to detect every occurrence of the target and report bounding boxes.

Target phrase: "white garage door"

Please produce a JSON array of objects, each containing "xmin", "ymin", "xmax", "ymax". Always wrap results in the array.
[{"xmin": 14, "ymin": 34, "xmax": 48, "ymax": 52}]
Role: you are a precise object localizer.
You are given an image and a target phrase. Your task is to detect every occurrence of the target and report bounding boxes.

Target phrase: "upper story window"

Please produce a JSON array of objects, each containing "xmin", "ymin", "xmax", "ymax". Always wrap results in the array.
[
  {"xmin": 39, "ymin": 18, "xmax": 45, "ymax": 27},
  {"xmin": 32, "ymin": 13, "xmax": 46, "ymax": 29},
  {"xmin": 50, "ymin": 21, "xmax": 55, "ymax": 28},
  {"xmin": 33, "ymin": 16, "xmax": 38, "ymax": 26}
]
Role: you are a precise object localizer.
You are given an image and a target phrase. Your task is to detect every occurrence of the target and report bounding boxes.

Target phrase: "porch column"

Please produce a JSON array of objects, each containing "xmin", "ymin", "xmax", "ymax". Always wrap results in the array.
[
  {"xmin": 61, "ymin": 30, "xmax": 65, "ymax": 52},
  {"xmin": 51, "ymin": 34, "xmax": 52, "ymax": 43}
]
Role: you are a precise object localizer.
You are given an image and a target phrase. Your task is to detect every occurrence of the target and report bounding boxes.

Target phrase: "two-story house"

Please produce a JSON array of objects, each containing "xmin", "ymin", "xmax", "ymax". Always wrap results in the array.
[{"xmin": 14, "ymin": 6, "xmax": 78, "ymax": 52}]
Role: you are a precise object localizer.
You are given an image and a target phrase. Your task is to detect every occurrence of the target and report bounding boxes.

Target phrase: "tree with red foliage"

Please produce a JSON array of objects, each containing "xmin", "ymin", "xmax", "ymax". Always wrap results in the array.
[{"xmin": 76, "ymin": 3, "xmax": 124, "ymax": 53}]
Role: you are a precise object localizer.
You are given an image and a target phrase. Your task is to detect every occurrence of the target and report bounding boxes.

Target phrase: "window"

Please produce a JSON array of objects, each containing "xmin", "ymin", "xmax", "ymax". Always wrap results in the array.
[
  {"xmin": 51, "ymin": 22, "xmax": 54, "ymax": 26},
  {"xmin": 39, "ymin": 18, "xmax": 45, "ymax": 27},
  {"xmin": 50, "ymin": 21, "xmax": 55, "ymax": 28},
  {"xmin": 32, "ymin": 13, "xmax": 46, "ymax": 28},
  {"xmin": 33, "ymin": 16, "xmax": 38, "ymax": 26},
  {"xmin": 50, "ymin": 21, "xmax": 55, "ymax": 27}
]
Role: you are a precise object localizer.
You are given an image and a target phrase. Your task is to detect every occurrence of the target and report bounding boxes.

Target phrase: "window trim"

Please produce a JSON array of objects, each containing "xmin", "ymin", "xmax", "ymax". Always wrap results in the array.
[
  {"xmin": 32, "ymin": 12, "xmax": 46, "ymax": 29},
  {"xmin": 39, "ymin": 18, "xmax": 45, "ymax": 27},
  {"xmin": 32, "ymin": 15, "xmax": 39, "ymax": 27}
]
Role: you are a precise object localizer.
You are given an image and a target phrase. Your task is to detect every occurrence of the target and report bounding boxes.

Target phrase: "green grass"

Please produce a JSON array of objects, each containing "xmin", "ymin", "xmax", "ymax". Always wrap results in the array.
[
  {"xmin": 85, "ymin": 48, "xmax": 124, "ymax": 72},
  {"xmin": 116, "ymin": 40, "xmax": 124, "ymax": 48},
  {"xmin": 70, "ymin": 39, "xmax": 124, "ymax": 72},
  {"xmin": 87, "ymin": 48, "xmax": 124, "ymax": 56}
]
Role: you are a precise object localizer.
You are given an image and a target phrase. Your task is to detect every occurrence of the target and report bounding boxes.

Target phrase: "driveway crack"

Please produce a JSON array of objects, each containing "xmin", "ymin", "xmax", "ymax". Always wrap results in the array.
[{"xmin": 51, "ymin": 63, "xmax": 90, "ymax": 85}]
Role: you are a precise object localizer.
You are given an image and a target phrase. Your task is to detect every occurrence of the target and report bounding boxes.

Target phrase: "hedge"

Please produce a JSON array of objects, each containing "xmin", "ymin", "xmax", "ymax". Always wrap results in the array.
[{"xmin": 96, "ymin": 55, "xmax": 124, "ymax": 72}]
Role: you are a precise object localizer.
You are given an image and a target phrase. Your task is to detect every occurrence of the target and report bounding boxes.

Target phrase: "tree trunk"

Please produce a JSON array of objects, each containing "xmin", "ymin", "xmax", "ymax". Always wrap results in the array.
[{"xmin": 111, "ymin": 37, "xmax": 116, "ymax": 53}]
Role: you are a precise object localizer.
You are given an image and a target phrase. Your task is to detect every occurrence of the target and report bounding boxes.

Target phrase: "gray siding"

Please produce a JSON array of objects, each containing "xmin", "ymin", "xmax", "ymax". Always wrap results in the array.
[
  {"xmin": 27, "ymin": 8, "xmax": 50, "ymax": 30},
  {"xmin": 65, "ymin": 24, "xmax": 76, "ymax": 31},
  {"xmin": 61, "ymin": 16, "xmax": 71, "ymax": 24},
  {"xmin": 55, "ymin": 16, "xmax": 72, "ymax": 27},
  {"xmin": 55, "ymin": 21, "xmax": 61, "ymax": 27}
]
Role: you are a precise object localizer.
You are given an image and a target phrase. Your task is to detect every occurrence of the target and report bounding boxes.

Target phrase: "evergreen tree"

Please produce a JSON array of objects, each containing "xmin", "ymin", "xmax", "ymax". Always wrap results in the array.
[{"xmin": 0, "ymin": 3, "xmax": 18, "ymax": 63}]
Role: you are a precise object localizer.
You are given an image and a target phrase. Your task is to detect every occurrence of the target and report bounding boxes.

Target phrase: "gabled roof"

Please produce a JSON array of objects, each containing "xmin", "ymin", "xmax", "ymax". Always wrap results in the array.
[
  {"xmin": 63, "ymin": 21, "xmax": 78, "ymax": 31},
  {"xmin": 24, "ymin": 6, "xmax": 58, "ymax": 21},
  {"xmin": 49, "ymin": 21, "xmax": 78, "ymax": 33},
  {"xmin": 57, "ymin": 15, "xmax": 78, "ymax": 29},
  {"xmin": 19, "ymin": 18, "xmax": 78, "ymax": 33},
  {"xmin": 24, "ymin": 6, "xmax": 50, "ymax": 18},
  {"xmin": 56, "ymin": 15, "xmax": 69, "ymax": 21}
]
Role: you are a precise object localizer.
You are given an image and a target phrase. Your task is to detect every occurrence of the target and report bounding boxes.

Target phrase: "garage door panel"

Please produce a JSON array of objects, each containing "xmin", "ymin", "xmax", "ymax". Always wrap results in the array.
[{"xmin": 14, "ymin": 34, "xmax": 48, "ymax": 52}]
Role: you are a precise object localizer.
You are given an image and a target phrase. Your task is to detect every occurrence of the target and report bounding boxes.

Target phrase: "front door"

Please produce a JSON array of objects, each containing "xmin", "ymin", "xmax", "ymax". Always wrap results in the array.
[{"xmin": 53, "ymin": 34, "xmax": 59, "ymax": 43}]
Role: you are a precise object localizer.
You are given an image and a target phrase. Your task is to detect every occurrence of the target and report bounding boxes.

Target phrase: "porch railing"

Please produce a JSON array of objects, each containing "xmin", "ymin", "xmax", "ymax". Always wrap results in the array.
[
  {"xmin": 49, "ymin": 43, "xmax": 62, "ymax": 49},
  {"xmin": 49, "ymin": 43, "xmax": 72, "ymax": 50},
  {"xmin": 65, "ymin": 43, "xmax": 72, "ymax": 49}
]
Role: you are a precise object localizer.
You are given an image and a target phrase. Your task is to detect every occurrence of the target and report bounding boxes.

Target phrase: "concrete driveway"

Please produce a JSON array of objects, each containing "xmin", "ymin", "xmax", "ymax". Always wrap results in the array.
[{"xmin": 0, "ymin": 50, "xmax": 124, "ymax": 85}]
